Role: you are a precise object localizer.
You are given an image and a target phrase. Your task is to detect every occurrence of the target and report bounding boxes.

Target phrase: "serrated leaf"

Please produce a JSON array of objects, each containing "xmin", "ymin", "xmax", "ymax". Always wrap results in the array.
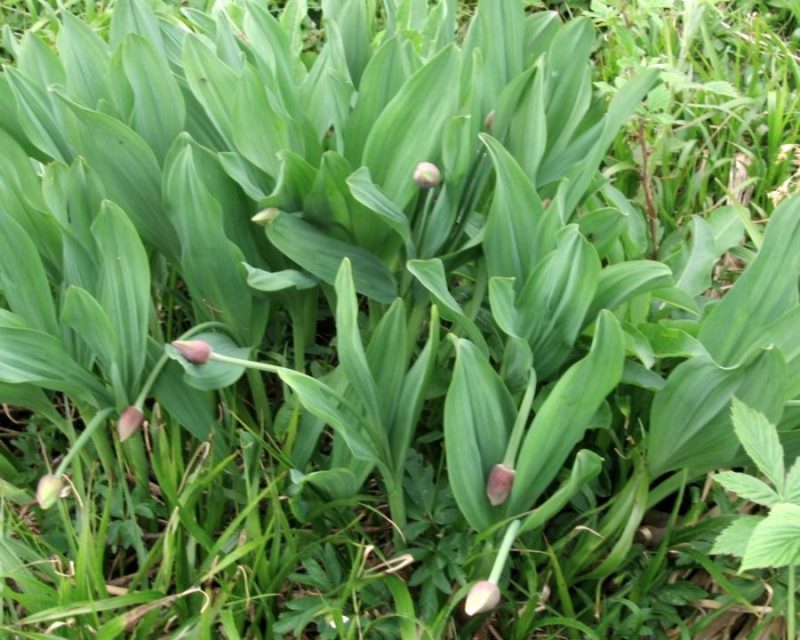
[
  {"xmin": 740, "ymin": 503, "xmax": 800, "ymax": 571},
  {"xmin": 714, "ymin": 471, "xmax": 779, "ymax": 507},
  {"xmin": 731, "ymin": 397, "xmax": 785, "ymax": 492},
  {"xmin": 711, "ymin": 515, "xmax": 762, "ymax": 558}
]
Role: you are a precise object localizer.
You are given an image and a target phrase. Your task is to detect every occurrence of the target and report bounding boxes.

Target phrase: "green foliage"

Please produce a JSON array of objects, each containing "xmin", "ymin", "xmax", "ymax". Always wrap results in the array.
[{"xmin": 1, "ymin": 0, "xmax": 799, "ymax": 637}]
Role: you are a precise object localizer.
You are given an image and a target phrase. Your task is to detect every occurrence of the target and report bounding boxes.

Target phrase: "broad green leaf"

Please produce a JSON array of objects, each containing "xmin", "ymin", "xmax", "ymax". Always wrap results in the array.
[
  {"xmin": 785, "ymin": 457, "xmax": 800, "ymax": 503},
  {"xmin": 278, "ymin": 369, "xmax": 378, "ymax": 463},
  {"xmin": 519, "ymin": 450, "xmax": 603, "ymax": 533},
  {"xmin": 714, "ymin": 471, "xmax": 779, "ymax": 507},
  {"xmin": 517, "ymin": 225, "xmax": 600, "ymax": 377},
  {"xmin": 0, "ymin": 213, "xmax": 57, "ymax": 335},
  {"xmin": 122, "ymin": 34, "xmax": 185, "ymax": 162},
  {"xmin": 334, "ymin": 0, "xmax": 371, "ymax": 86},
  {"xmin": 648, "ymin": 349, "xmax": 787, "ymax": 476},
  {"xmin": 407, "ymin": 258, "xmax": 488, "ymax": 354},
  {"xmin": 60, "ymin": 286, "xmax": 115, "ymax": 374},
  {"xmin": 0, "ymin": 326, "xmax": 109, "ymax": 404},
  {"xmin": 152, "ymin": 357, "xmax": 216, "ymax": 442},
  {"xmin": 445, "ymin": 338, "xmax": 516, "ymax": 531},
  {"xmin": 365, "ymin": 298, "xmax": 409, "ymax": 428},
  {"xmin": 488, "ymin": 277, "xmax": 519, "ymax": 337},
  {"xmin": 58, "ymin": 96, "xmax": 179, "ymax": 259},
  {"xmin": 390, "ymin": 305, "xmax": 440, "ymax": 461},
  {"xmin": 343, "ymin": 35, "xmax": 415, "ymax": 164},
  {"xmin": 711, "ymin": 515, "xmax": 761, "ymax": 558},
  {"xmin": 671, "ymin": 216, "xmax": 717, "ymax": 296},
  {"xmin": 363, "ymin": 45, "xmax": 459, "ymax": 208},
  {"xmin": 588, "ymin": 261, "xmax": 674, "ymax": 321},
  {"xmin": 57, "ymin": 12, "xmax": 111, "ymax": 110},
  {"xmin": 509, "ymin": 311, "xmax": 624, "ymax": 514},
  {"xmin": 262, "ymin": 210, "xmax": 397, "ymax": 303},
  {"xmin": 731, "ymin": 397, "xmax": 785, "ymax": 492},
  {"xmin": 482, "ymin": 134, "xmax": 555, "ymax": 282},
  {"xmin": 109, "ymin": 0, "xmax": 166, "ymax": 57},
  {"xmin": 182, "ymin": 34, "xmax": 238, "ymax": 147},
  {"xmin": 166, "ymin": 332, "xmax": 249, "ymax": 391},
  {"xmin": 5, "ymin": 67, "xmax": 73, "ymax": 163},
  {"xmin": 346, "ymin": 167, "xmax": 414, "ymax": 250},
  {"xmin": 232, "ymin": 64, "xmax": 293, "ymax": 177},
  {"xmin": 93, "ymin": 201, "xmax": 150, "ymax": 396},
  {"xmin": 245, "ymin": 264, "xmax": 318, "ymax": 292},
  {"xmin": 166, "ymin": 144, "xmax": 261, "ymax": 343},
  {"xmin": 707, "ymin": 205, "xmax": 745, "ymax": 254},
  {"xmin": 637, "ymin": 324, "xmax": 707, "ymax": 359},
  {"xmin": 740, "ymin": 503, "xmax": 800, "ymax": 571},
  {"xmin": 699, "ymin": 195, "xmax": 800, "ymax": 366},
  {"xmin": 334, "ymin": 259, "xmax": 384, "ymax": 432}
]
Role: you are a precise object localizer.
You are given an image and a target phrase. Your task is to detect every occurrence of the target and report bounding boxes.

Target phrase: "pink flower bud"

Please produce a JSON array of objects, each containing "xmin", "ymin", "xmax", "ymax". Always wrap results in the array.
[
  {"xmin": 171, "ymin": 339, "xmax": 212, "ymax": 364},
  {"xmin": 486, "ymin": 463, "xmax": 516, "ymax": 506},
  {"xmin": 118, "ymin": 406, "xmax": 145, "ymax": 442},
  {"xmin": 413, "ymin": 162, "xmax": 441, "ymax": 189},
  {"xmin": 464, "ymin": 580, "xmax": 501, "ymax": 616},
  {"xmin": 36, "ymin": 474, "xmax": 64, "ymax": 510}
]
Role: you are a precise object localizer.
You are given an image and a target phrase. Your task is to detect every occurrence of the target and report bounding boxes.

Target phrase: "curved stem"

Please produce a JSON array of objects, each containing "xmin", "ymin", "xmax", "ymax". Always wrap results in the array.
[
  {"xmin": 54, "ymin": 408, "xmax": 113, "ymax": 477},
  {"xmin": 489, "ymin": 519, "xmax": 521, "ymax": 584}
]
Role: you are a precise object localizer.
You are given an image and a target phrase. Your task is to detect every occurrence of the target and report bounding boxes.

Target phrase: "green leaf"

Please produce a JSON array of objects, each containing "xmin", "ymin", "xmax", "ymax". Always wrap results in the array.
[
  {"xmin": 93, "ymin": 201, "xmax": 151, "ymax": 396},
  {"xmin": 699, "ymin": 196, "xmax": 800, "ymax": 366},
  {"xmin": 278, "ymin": 369, "xmax": 378, "ymax": 463},
  {"xmin": 334, "ymin": 259, "xmax": 384, "ymax": 433},
  {"xmin": 672, "ymin": 216, "xmax": 717, "ymax": 296},
  {"xmin": 365, "ymin": 299, "xmax": 409, "ymax": 428},
  {"xmin": 785, "ymin": 457, "xmax": 800, "ymax": 503},
  {"xmin": 121, "ymin": 34, "xmax": 185, "ymax": 162},
  {"xmin": 711, "ymin": 515, "xmax": 761, "ymax": 558},
  {"xmin": 482, "ymin": 134, "xmax": 555, "ymax": 282},
  {"xmin": 714, "ymin": 471, "xmax": 779, "ymax": 507},
  {"xmin": 740, "ymin": 503, "xmax": 800, "ymax": 571},
  {"xmin": 57, "ymin": 12, "xmax": 111, "ymax": 110},
  {"xmin": 731, "ymin": 397, "xmax": 785, "ymax": 493},
  {"xmin": 445, "ymin": 338, "xmax": 516, "ymax": 531},
  {"xmin": 588, "ymin": 261, "xmax": 674, "ymax": 320},
  {"xmin": 406, "ymin": 258, "xmax": 488, "ymax": 354},
  {"xmin": 0, "ymin": 326, "xmax": 109, "ymax": 405},
  {"xmin": 509, "ymin": 310, "xmax": 624, "ymax": 514},
  {"xmin": 166, "ymin": 332, "xmax": 249, "ymax": 391},
  {"xmin": 58, "ymin": 95, "xmax": 179, "ymax": 260},
  {"xmin": 262, "ymin": 210, "xmax": 397, "ymax": 303},
  {"xmin": 346, "ymin": 167, "xmax": 414, "ymax": 251},
  {"xmin": 60, "ymin": 286, "xmax": 115, "ymax": 374},
  {"xmin": 519, "ymin": 450, "xmax": 603, "ymax": 534},
  {"xmin": 0, "ymin": 212, "xmax": 58, "ymax": 335},
  {"xmin": 165, "ymin": 143, "xmax": 260, "ymax": 343},
  {"xmin": 245, "ymin": 264, "xmax": 318, "ymax": 292},
  {"xmin": 363, "ymin": 44, "xmax": 459, "ymax": 208},
  {"xmin": 517, "ymin": 225, "xmax": 601, "ymax": 377}
]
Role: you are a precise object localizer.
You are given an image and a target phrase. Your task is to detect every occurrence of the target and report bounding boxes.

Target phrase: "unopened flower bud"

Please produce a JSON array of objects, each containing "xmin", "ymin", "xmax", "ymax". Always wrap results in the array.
[
  {"xmin": 36, "ymin": 474, "xmax": 64, "ymax": 510},
  {"xmin": 413, "ymin": 162, "xmax": 441, "ymax": 189},
  {"xmin": 486, "ymin": 463, "xmax": 515, "ymax": 506},
  {"xmin": 251, "ymin": 207, "xmax": 280, "ymax": 225},
  {"xmin": 171, "ymin": 339, "xmax": 213, "ymax": 365},
  {"xmin": 118, "ymin": 406, "xmax": 145, "ymax": 442},
  {"xmin": 464, "ymin": 580, "xmax": 501, "ymax": 616},
  {"xmin": 484, "ymin": 109, "xmax": 495, "ymax": 130}
]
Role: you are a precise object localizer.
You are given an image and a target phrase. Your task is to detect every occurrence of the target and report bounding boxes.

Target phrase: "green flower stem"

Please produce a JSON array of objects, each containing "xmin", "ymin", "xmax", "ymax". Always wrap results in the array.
[
  {"xmin": 502, "ymin": 373, "xmax": 537, "ymax": 468},
  {"xmin": 488, "ymin": 519, "xmax": 521, "ymax": 584},
  {"xmin": 54, "ymin": 408, "xmax": 114, "ymax": 477}
]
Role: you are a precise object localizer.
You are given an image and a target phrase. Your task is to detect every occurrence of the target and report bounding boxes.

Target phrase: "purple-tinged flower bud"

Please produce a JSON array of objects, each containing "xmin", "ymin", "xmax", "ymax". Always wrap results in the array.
[
  {"xmin": 172, "ymin": 339, "xmax": 213, "ymax": 365},
  {"xmin": 413, "ymin": 162, "xmax": 441, "ymax": 189},
  {"xmin": 36, "ymin": 474, "xmax": 64, "ymax": 510},
  {"xmin": 118, "ymin": 406, "xmax": 145, "ymax": 442},
  {"xmin": 486, "ymin": 463, "xmax": 516, "ymax": 506},
  {"xmin": 484, "ymin": 109, "xmax": 495, "ymax": 130},
  {"xmin": 464, "ymin": 580, "xmax": 501, "ymax": 616}
]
